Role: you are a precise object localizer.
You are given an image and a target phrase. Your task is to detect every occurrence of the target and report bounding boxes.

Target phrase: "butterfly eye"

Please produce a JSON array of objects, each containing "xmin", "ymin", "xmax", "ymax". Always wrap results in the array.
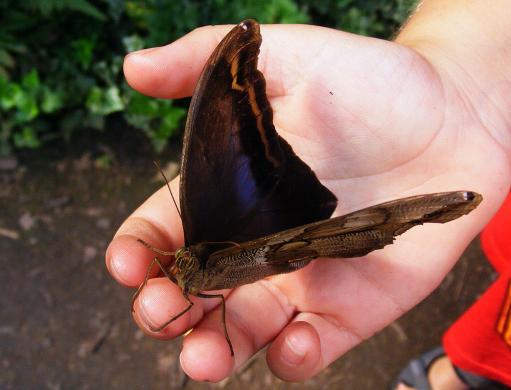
[
  {"xmin": 175, "ymin": 249, "xmax": 193, "ymax": 271},
  {"xmin": 175, "ymin": 254, "xmax": 184, "ymax": 270}
]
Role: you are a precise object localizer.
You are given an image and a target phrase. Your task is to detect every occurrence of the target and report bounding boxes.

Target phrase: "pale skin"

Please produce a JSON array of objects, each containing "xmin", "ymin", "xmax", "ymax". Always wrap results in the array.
[{"xmin": 106, "ymin": 0, "xmax": 511, "ymax": 385}]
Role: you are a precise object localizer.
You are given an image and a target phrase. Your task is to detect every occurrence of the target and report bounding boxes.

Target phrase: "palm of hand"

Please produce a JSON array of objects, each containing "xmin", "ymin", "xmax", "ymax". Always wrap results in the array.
[{"xmin": 107, "ymin": 24, "xmax": 508, "ymax": 382}]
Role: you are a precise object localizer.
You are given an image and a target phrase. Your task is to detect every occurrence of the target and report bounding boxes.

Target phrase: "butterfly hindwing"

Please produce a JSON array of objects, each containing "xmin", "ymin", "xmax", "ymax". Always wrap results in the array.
[{"xmin": 199, "ymin": 191, "xmax": 481, "ymax": 290}]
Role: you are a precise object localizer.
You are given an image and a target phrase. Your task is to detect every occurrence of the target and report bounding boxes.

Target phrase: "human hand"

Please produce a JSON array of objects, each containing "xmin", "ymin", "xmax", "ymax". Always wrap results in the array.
[{"xmin": 106, "ymin": 23, "xmax": 510, "ymax": 382}]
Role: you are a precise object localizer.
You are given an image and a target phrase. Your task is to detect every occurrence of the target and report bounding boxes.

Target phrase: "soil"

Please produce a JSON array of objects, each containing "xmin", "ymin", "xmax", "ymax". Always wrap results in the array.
[{"xmin": 0, "ymin": 133, "xmax": 499, "ymax": 389}]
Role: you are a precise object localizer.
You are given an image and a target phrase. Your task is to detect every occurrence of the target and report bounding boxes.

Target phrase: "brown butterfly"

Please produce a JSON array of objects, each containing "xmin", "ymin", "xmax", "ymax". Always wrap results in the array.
[{"xmin": 134, "ymin": 19, "xmax": 482, "ymax": 356}]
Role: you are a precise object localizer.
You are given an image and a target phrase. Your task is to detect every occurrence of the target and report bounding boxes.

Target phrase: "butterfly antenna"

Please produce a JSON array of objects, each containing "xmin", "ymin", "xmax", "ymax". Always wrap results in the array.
[{"xmin": 154, "ymin": 161, "xmax": 182, "ymax": 220}]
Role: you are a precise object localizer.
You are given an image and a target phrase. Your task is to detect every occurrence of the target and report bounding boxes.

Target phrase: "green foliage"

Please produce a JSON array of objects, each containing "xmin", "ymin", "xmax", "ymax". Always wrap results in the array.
[
  {"xmin": 125, "ymin": 0, "xmax": 309, "ymax": 48},
  {"xmin": 297, "ymin": 0, "xmax": 418, "ymax": 38},
  {"xmin": 123, "ymin": 88, "xmax": 187, "ymax": 153},
  {"xmin": 0, "ymin": 0, "xmax": 417, "ymax": 156}
]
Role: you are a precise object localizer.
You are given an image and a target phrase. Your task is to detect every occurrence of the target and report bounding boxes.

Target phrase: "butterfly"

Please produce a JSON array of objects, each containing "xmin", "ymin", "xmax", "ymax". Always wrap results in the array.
[{"xmin": 134, "ymin": 19, "xmax": 482, "ymax": 356}]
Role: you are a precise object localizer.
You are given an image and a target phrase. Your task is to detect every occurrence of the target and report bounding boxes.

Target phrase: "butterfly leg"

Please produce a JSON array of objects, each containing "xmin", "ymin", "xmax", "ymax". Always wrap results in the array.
[
  {"xmin": 137, "ymin": 238, "xmax": 175, "ymax": 256},
  {"xmin": 131, "ymin": 256, "xmax": 159, "ymax": 312},
  {"xmin": 150, "ymin": 295, "xmax": 194, "ymax": 332},
  {"xmin": 133, "ymin": 257, "xmax": 195, "ymax": 333},
  {"xmin": 197, "ymin": 292, "xmax": 234, "ymax": 356},
  {"xmin": 132, "ymin": 256, "xmax": 176, "ymax": 312}
]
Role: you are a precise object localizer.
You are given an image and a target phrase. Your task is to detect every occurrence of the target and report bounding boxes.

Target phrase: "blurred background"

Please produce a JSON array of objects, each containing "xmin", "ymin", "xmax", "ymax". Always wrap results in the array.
[
  {"xmin": 0, "ymin": 0, "xmax": 497, "ymax": 389},
  {"xmin": 0, "ymin": 0, "xmax": 417, "ymax": 156}
]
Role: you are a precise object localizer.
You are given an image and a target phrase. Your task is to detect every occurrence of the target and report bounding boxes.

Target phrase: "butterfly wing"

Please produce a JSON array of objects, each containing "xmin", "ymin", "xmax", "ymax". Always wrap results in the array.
[
  {"xmin": 268, "ymin": 190, "xmax": 482, "ymax": 259},
  {"xmin": 201, "ymin": 191, "xmax": 482, "ymax": 290},
  {"xmin": 180, "ymin": 20, "xmax": 337, "ymax": 247}
]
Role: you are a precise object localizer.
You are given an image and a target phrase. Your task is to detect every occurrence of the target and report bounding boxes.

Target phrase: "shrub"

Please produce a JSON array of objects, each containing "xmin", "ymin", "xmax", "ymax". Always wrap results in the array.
[{"xmin": 0, "ymin": 0, "xmax": 416, "ymax": 156}]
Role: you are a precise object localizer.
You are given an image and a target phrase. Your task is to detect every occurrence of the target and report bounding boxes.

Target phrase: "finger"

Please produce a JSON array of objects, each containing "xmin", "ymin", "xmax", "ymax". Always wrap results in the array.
[
  {"xmin": 123, "ymin": 23, "xmax": 342, "ymax": 99},
  {"xmin": 132, "ymin": 277, "xmax": 199, "ymax": 340},
  {"xmin": 266, "ymin": 321, "xmax": 322, "ymax": 381},
  {"xmin": 123, "ymin": 25, "xmax": 232, "ymax": 99},
  {"xmin": 179, "ymin": 279, "xmax": 296, "ymax": 382},
  {"xmin": 180, "ymin": 309, "xmax": 235, "ymax": 381},
  {"xmin": 105, "ymin": 176, "xmax": 183, "ymax": 287},
  {"xmin": 132, "ymin": 275, "xmax": 232, "ymax": 341},
  {"xmin": 267, "ymin": 312, "xmax": 362, "ymax": 381},
  {"xmin": 131, "ymin": 277, "xmax": 209, "ymax": 341}
]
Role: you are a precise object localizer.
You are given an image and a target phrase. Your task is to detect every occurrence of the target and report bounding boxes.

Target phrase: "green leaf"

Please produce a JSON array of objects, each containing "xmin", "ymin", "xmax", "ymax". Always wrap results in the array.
[
  {"xmin": 92, "ymin": 59, "xmax": 122, "ymax": 85},
  {"xmin": 71, "ymin": 38, "xmax": 96, "ymax": 70},
  {"xmin": 0, "ymin": 80, "xmax": 22, "ymax": 109},
  {"xmin": 125, "ymin": 90, "xmax": 160, "ymax": 117},
  {"xmin": 21, "ymin": 69, "xmax": 40, "ymax": 92},
  {"xmin": 86, "ymin": 86, "xmax": 103, "ymax": 112},
  {"xmin": 86, "ymin": 86, "xmax": 124, "ymax": 116},
  {"xmin": 67, "ymin": 0, "xmax": 107, "ymax": 21},
  {"xmin": 40, "ymin": 86, "xmax": 63, "ymax": 113},
  {"xmin": 122, "ymin": 35, "xmax": 145, "ymax": 53},
  {"xmin": 264, "ymin": 0, "xmax": 310, "ymax": 23},
  {"xmin": 13, "ymin": 126, "xmax": 40, "ymax": 149},
  {"xmin": 104, "ymin": 86, "xmax": 124, "ymax": 113},
  {"xmin": 160, "ymin": 106, "xmax": 186, "ymax": 135},
  {"xmin": 14, "ymin": 94, "xmax": 39, "ymax": 123},
  {"xmin": 94, "ymin": 154, "xmax": 112, "ymax": 169},
  {"xmin": 26, "ymin": 0, "xmax": 107, "ymax": 21},
  {"xmin": 151, "ymin": 105, "xmax": 186, "ymax": 152}
]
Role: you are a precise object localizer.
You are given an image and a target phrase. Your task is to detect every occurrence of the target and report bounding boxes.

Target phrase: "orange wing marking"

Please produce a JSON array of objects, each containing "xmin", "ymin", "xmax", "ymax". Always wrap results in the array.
[{"xmin": 229, "ymin": 55, "xmax": 279, "ymax": 168}]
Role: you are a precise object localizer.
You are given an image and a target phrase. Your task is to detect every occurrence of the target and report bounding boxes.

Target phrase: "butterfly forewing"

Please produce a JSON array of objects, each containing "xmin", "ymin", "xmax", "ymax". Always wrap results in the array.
[{"xmin": 180, "ymin": 20, "xmax": 337, "ymax": 248}]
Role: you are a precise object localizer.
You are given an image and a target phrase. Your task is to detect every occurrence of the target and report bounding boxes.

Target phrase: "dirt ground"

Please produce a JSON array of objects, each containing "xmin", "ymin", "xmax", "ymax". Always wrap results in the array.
[{"xmin": 0, "ymin": 136, "xmax": 500, "ymax": 389}]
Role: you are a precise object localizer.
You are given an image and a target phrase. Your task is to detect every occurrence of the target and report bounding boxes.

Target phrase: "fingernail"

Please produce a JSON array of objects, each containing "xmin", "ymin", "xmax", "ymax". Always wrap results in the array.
[
  {"xmin": 138, "ymin": 293, "xmax": 159, "ymax": 330},
  {"xmin": 110, "ymin": 255, "xmax": 129, "ymax": 285},
  {"xmin": 281, "ymin": 334, "xmax": 307, "ymax": 366}
]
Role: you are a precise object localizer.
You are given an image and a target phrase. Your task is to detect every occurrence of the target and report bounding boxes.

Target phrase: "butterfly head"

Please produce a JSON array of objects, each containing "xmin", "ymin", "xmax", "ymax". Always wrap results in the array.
[{"xmin": 170, "ymin": 248, "xmax": 200, "ymax": 293}]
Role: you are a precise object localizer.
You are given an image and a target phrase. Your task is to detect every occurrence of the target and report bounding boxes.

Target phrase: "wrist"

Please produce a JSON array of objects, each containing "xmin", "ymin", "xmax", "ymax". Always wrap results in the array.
[
  {"xmin": 395, "ymin": 0, "xmax": 511, "ymax": 150},
  {"xmin": 396, "ymin": 1, "xmax": 511, "ymax": 90}
]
